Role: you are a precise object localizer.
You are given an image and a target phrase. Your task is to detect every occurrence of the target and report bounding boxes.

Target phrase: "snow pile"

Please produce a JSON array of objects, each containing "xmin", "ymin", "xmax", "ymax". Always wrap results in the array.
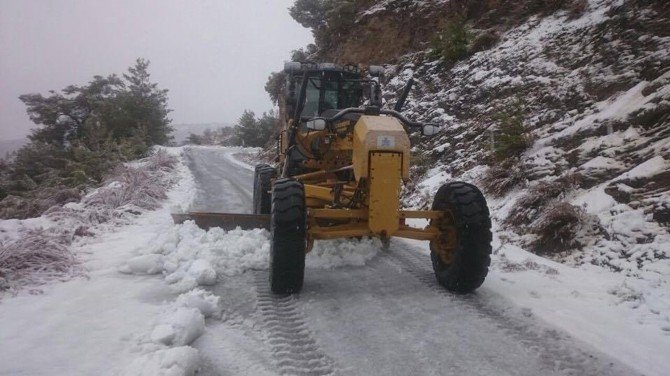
[
  {"xmin": 124, "ymin": 346, "xmax": 200, "ymax": 376},
  {"xmin": 0, "ymin": 149, "xmax": 180, "ymax": 294},
  {"xmin": 118, "ymin": 254, "xmax": 165, "ymax": 275},
  {"xmin": 175, "ymin": 288, "xmax": 221, "ymax": 318},
  {"xmin": 126, "ymin": 279, "xmax": 221, "ymax": 374},
  {"xmin": 150, "ymin": 307, "xmax": 205, "ymax": 346},
  {"xmin": 307, "ymin": 237, "xmax": 381, "ymax": 269},
  {"xmin": 120, "ymin": 220, "xmax": 382, "ymax": 292}
]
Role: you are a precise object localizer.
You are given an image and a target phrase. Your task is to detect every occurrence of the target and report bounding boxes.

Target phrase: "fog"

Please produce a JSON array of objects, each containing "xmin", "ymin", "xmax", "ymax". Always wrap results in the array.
[{"xmin": 0, "ymin": 0, "xmax": 313, "ymax": 141}]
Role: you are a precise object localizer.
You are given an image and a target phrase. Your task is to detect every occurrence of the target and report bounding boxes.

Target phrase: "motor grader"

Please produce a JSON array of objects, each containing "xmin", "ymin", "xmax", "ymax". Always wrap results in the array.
[{"xmin": 175, "ymin": 62, "xmax": 492, "ymax": 294}]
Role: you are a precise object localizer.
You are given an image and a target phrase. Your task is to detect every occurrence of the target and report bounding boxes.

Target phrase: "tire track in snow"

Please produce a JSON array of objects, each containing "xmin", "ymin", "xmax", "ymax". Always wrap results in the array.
[
  {"xmin": 253, "ymin": 271, "xmax": 338, "ymax": 376},
  {"xmin": 385, "ymin": 246, "xmax": 638, "ymax": 376}
]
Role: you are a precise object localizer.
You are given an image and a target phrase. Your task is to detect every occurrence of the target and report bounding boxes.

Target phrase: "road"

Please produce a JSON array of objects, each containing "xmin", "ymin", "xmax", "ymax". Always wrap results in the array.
[{"xmin": 185, "ymin": 147, "xmax": 637, "ymax": 376}]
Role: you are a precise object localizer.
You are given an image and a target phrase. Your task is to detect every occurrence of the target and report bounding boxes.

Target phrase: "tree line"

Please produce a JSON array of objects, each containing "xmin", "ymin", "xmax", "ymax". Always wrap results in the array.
[{"xmin": 186, "ymin": 110, "xmax": 278, "ymax": 148}]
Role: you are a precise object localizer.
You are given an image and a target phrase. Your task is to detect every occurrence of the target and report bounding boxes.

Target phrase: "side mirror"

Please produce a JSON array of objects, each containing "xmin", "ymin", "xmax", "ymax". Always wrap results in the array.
[
  {"xmin": 368, "ymin": 65, "xmax": 385, "ymax": 77},
  {"xmin": 422, "ymin": 124, "xmax": 440, "ymax": 136},
  {"xmin": 306, "ymin": 118, "xmax": 327, "ymax": 131}
]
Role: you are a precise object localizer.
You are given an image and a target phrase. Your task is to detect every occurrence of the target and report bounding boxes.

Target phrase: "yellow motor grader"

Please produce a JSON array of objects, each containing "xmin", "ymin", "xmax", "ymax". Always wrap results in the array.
[{"xmin": 175, "ymin": 62, "xmax": 492, "ymax": 294}]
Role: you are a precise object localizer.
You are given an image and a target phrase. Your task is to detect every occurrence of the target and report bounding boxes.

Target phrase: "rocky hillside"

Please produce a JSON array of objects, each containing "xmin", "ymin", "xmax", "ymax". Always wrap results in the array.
[{"xmin": 295, "ymin": 0, "xmax": 670, "ymax": 277}]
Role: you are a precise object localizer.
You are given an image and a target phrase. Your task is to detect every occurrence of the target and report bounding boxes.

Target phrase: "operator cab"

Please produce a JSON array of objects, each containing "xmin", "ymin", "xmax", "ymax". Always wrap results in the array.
[
  {"xmin": 283, "ymin": 62, "xmax": 376, "ymax": 127},
  {"xmin": 298, "ymin": 70, "xmax": 363, "ymax": 119}
]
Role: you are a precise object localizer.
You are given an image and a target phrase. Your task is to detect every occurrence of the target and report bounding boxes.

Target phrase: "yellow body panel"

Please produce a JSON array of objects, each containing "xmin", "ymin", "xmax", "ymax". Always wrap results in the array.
[
  {"xmin": 368, "ymin": 152, "xmax": 402, "ymax": 236},
  {"xmin": 353, "ymin": 116, "xmax": 410, "ymax": 181},
  {"xmin": 304, "ymin": 185, "xmax": 333, "ymax": 202}
]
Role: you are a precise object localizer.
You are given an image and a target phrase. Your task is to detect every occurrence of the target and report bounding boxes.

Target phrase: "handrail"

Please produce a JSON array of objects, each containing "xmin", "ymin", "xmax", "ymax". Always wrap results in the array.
[{"xmin": 325, "ymin": 107, "xmax": 424, "ymax": 129}]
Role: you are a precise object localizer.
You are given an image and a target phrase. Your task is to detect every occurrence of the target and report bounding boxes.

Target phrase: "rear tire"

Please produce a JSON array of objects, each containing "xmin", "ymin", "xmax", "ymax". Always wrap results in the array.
[
  {"xmin": 253, "ymin": 164, "xmax": 275, "ymax": 215},
  {"xmin": 430, "ymin": 181, "xmax": 492, "ymax": 293},
  {"xmin": 269, "ymin": 178, "xmax": 306, "ymax": 294}
]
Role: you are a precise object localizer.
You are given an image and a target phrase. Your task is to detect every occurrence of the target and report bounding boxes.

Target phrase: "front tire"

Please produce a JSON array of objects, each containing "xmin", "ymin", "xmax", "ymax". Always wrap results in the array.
[
  {"xmin": 253, "ymin": 164, "xmax": 275, "ymax": 214},
  {"xmin": 269, "ymin": 178, "xmax": 306, "ymax": 294},
  {"xmin": 430, "ymin": 182, "xmax": 492, "ymax": 293}
]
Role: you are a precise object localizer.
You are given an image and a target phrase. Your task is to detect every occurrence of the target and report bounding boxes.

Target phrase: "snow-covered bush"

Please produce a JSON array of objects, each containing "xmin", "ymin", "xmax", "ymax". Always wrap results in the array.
[
  {"xmin": 479, "ymin": 162, "xmax": 527, "ymax": 197},
  {"xmin": 0, "ymin": 150, "xmax": 178, "ymax": 294},
  {"xmin": 505, "ymin": 175, "xmax": 580, "ymax": 228},
  {"xmin": 84, "ymin": 150, "xmax": 176, "ymax": 212},
  {"xmin": 529, "ymin": 201, "xmax": 598, "ymax": 255},
  {"xmin": 0, "ymin": 229, "xmax": 79, "ymax": 291}
]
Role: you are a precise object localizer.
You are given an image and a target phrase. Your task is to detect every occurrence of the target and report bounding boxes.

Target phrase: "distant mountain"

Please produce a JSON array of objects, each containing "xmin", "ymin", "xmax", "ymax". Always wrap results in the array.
[
  {"xmin": 0, "ymin": 138, "xmax": 26, "ymax": 158},
  {"xmin": 172, "ymin": 123, "xmax": 233, "ymax": 145}
]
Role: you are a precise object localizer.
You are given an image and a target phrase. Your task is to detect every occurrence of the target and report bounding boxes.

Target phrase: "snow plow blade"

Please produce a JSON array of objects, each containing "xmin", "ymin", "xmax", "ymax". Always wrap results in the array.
[{"xmin": 171, "ymin": 212, "xmax": 271, "ymax": 230}]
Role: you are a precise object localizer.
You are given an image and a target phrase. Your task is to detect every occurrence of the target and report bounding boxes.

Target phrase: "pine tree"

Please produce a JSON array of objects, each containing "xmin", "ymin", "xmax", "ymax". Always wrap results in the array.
[
  {"xmin": 233, "ymin": 110, "xmax": 276, "ymax": 147},
  {"xmin": 118, "ymin": 58, "xmax": 174, "ymax": 145}
]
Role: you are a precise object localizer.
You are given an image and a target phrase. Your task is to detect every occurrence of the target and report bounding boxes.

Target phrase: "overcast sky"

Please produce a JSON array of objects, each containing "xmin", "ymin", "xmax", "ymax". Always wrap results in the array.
[{"xmin": 0, "ymin": 0, "xmax": 313, "ymax": 140}]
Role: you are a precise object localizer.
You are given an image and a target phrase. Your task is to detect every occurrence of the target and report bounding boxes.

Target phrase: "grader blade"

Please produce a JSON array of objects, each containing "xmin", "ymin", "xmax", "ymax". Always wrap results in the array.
[{"xmin": 171, "ymin": 212, "xmax": 270, "ymax": 230}]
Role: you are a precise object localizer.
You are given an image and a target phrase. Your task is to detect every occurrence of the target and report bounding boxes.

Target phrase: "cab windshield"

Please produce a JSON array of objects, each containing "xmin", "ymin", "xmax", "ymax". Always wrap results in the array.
[{"xmin": 300, "ymin": 73, "xmax": 362, "ymax": 118}]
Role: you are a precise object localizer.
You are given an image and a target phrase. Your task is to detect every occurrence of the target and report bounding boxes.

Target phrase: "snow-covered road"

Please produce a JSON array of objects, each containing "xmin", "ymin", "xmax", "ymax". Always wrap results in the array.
[
  {"xmin": 186, "ymin": 148, "xmax": 254, "ymax": 214},
  {"xmin": 185, "ymin": 148, "xmax": 637, "ymax": 376},
  {"xmin": 1, "ymin": 147, "xmax": 662, "ymax": 376}
]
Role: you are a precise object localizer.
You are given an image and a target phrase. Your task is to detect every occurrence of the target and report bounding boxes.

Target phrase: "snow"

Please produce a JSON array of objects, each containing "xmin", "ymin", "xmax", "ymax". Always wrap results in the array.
[
  {"xmin": 119, "ymin": 254, "xmax": 165, "ymax": 275},
  {"xmin": 571, "ymin": 184, "xmax": 617, "ymax": 213},
  {"xmin": 548, "ymin": 80, "xmax": 658, "ymax": 143},
  {"xmin": 150, "ymin": 307, "xmax": 205, "ymax": 347},
  {"xmin": 2, "ymin": 0, "xmax": 669, "ymax": 374},
  {"xmin": 0, "ymin": 147, "xmax": 202, "ymax": 375},
  {"xmin": 174, "ymin": 289, "xmax": 221, "ymax": 318},
  {"xmin": 307, "ymin": 238, "xmax": 380, "ymax": 269},
  {"xmin": 484, "ymin": 239, "xmax": 670, "ymax": 376},
  {"xmin": 123, "ymin": 347, "xmax": 200, "ymax": 376},
  {"xmin": 579, "ymin": 155, "xmax": 624, "ymax": 171},
  {"xmin": 615, "ymin": 155, "xmax": 668, "ymax": 181},
  {"xmin": 2, "ymin": 145, "xmax": 669, "ymax": 375}
]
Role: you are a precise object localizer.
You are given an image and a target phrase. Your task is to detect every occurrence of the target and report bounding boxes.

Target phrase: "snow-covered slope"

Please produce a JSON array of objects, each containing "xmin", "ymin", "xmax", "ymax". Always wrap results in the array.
[
  {"xmin": 334, "ymin": 0, "xmax": 670, "ymax": 371},
  {"xmin": 370, "ymin": 0, "xmax": 669, "ymax": 327}
]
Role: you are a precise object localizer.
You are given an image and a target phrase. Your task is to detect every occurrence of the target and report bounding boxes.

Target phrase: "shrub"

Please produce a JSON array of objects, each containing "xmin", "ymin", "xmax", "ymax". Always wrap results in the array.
[
  {"xmin": 479, "ymin": 161, "xmax": 527, "ymax": 197},
  {"xmin": 529, "ymin": 202, "xmax": 590, "ymax": 255},
  {"xmin": 85, "ymin": 151, "xmax": 176, "ymax": 211},
  {"xmin": 469, "ymin": 29, "xmax": 500, "ymax": 54},
  {"xmin": 410, "ymin": 151, "xmax": 431, "ymax": 180},
  {"xmin": 566, "ymin": 0, "xmax": 588, "ymax": 19},
  {"xmin": 491, "ymin": 100, "xmax": 532, "ymax": 163},
  {"xmin": 505, "ymin": 174, "xmax": 581, "ymax": 227},
  {"xmin": 0, "ymin": 229, "xmax": 79, "ymax": 291},
  {"xmin": 429, "ymin": 18, "xmax": 473, "ymax": 64}
]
